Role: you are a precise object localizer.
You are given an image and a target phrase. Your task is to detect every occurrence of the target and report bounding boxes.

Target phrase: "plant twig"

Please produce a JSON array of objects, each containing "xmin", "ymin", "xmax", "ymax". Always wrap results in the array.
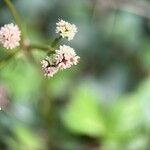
[
  {"xmin": 28, "ymin": 43, "xmax": 54, "ymax": 53},
  {"xmin": 51, "ymin": 36, "xmax": 62, "ymax": 48}
]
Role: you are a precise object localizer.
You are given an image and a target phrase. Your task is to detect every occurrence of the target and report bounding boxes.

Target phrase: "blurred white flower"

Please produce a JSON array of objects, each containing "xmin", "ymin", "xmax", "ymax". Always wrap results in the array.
[
  {"xmin": 54, "ymin": 45, "xmax": 80, "ymax": 70},
  {"xmin": 41, "ymin": 58, "xmax": 58, "ymax": 77},
  {"xmin": 0, "ymin": 23, "xmax": 21, "ymax": 49},
  {"xmin": 56, "ymin": 19, "xmax": 77, "ymax": 41}
]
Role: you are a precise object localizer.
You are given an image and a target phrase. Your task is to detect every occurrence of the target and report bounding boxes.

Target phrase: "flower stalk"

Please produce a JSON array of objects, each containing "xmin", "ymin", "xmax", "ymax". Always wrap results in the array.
[
  {"xmin": 26, "ymin": 43, "xmax": 55, "ymax": 55},
  {"xmin": 51, "ymin": 36, "xmax": 62, "ymax": 48}
]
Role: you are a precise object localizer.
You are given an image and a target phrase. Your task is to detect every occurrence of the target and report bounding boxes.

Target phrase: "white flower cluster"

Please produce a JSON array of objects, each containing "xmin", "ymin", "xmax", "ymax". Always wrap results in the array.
[
  {"xmin": 0, "ymin": 23, "xmax": 21, "ymax": 49},
  {"xmin": 41, "ymin": 58, "xmax": 58, "ymax": 77},
  {"xmin": 56, "ymin": 19, "xmax": 77, "ymax": 41},
  {"xmin": 41, "ymin": 45, "xmax": 80, "ymax": 77},
  {"xmin": 0, "ymin": 20, "xmax": 79, "ymax": 78},
  {"xmin": 41, "ymin": 19, "xmax": 79, "ymax": 78},
  {"xmin": 55, "ymin": 45, "xmax": 80, "ymax": 70}
]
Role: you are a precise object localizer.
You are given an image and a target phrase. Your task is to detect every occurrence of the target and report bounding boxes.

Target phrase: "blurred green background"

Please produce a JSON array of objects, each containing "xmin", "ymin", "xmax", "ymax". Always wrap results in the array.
[{"xmin": 0, "ymin": 0, "xmax": 150, "ymax": 150}]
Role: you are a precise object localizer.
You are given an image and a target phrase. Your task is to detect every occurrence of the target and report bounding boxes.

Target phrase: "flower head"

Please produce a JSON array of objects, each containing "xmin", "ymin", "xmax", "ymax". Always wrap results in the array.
[
  {"xmin": 54, "ymin": 45, "xmax": 80, "ymax": 70},
  {"xmin": 41, "ymin": 57, "xmax": 58, "ymax": 77},
  {"xmin": 56, "ymin": 20, "xmax": 77, "ymax": 41},
  {"xmin": 0, "ymin": 23, "xmax": 21, "ymax": 49}
]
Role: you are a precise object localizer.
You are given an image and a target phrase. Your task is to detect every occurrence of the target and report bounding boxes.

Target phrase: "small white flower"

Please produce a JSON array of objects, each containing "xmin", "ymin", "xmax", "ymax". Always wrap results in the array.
[
  {"xmin": 54, "ymin": 45, "xmax": 80, "ymax": 70},
  {"xmin": 56, "ymin": 19, "xmax": 77, "ymax": 41},
  {"xmin": 0, "ymin": 23, "xmax": 21, "ymax": 49},
  {"xmin": 41, "ymin": 57, "xmax": 58, "ymax": 77},
  {"xmin": 41, "ymin": 59, "xmax": 49, "ymax": 68}
]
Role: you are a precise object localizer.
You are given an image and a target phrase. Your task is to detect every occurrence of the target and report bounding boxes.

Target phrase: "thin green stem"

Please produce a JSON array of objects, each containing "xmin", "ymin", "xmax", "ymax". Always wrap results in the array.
[
  {"xmin": 28, "ymin": 36, "xmax": 62, "ymax": 55},
  {"xmin": 51, "ymin": 36, "xmax": 62, "ymax": 48},
  {"xmin": 4, "ymin": 0, "xmax": 24, "ymax": 47},
  {"xmin": 45, "ymin": 36, "xmax": 62, "ymax": 56},
  {"xmin": 28, "ymin": 44, "xmax": 55, "ymax": 54}
]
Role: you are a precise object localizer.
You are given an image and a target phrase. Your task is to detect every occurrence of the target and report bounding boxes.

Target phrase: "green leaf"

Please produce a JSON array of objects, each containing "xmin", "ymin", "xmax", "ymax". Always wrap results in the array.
[
  {"xmin": 7, "ymin": 125, "xmax": 45, "ymax": 150},
  {"xmin": 61, "ymin": 85, "xmax": 106, "ymax": 137}
]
